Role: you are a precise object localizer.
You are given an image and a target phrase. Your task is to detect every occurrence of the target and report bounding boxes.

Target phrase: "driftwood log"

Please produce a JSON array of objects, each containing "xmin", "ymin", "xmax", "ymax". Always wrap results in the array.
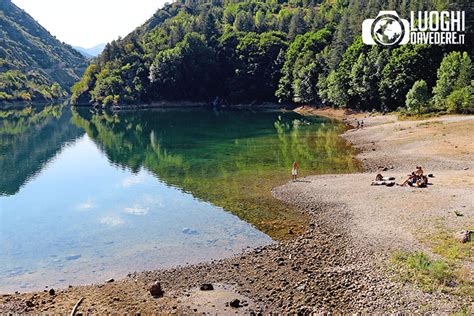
[{"xmin": 70, "ymin": 297, "xmax": 83, "ymax": 316}]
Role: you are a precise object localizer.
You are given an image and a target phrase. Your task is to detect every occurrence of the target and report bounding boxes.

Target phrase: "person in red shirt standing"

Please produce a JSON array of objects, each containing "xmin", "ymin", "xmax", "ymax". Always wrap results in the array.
[{"xmin": 292, "ymin": 161, "xmax": 299, "ymax": 181}]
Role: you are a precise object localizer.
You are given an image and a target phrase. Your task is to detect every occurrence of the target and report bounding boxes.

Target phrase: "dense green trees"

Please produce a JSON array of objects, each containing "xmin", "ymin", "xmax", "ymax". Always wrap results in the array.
[
  {"xmin": 71, "ymin": 0, "xmax": 472, "ymax": 113},
  {"xmin": 406, "ymin": 80, "xmax": 430, "ymax": 114},
  {"xmin": 317, "ymin": 37, "xmax": 366, "ymax": 109},
  {"xmin": 0, "ymin": 70, "xmax": 68, "ymax": 102},
  {"xmin": 218, "ymin": 31, "xmax": 288, "ymax": 102},
  {"xmin": 433, "ymin": 52, "xmax": 473, "ymax": 112},
  {"xmin": 379, "ymin": 45, "xmax": 435, "ymax": 111},
  {"xmin": 399, "ymin": 51, "xmax": 473, "ymax": 114},
  {"xmin": 71, "ymin": 64, "xmax": 99, "ymax": 105},
  {"xmin": 276, "ymin": 28, "xmax": 332, "ymax": 103},
  {"xmin": 149, "ymin": 33, "xmax": 217, "ymax": 100}
]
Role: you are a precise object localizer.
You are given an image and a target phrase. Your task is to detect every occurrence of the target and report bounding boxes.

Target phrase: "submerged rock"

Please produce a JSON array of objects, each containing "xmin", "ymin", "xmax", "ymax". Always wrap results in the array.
[{"xmin": 182, "ymin": 228, "xmax": 199, "ymax": 235}]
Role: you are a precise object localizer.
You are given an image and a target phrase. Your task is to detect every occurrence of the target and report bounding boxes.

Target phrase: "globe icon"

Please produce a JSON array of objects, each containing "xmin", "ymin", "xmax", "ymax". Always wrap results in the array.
[{"xmin": 372, "ymin": 16, "xmax": 403, "ymax": 45}]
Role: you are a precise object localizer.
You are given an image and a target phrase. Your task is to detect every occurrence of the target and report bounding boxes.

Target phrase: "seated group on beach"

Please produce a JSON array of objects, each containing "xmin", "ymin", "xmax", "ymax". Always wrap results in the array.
[
  {"xmin": 372, "ymin": 166, "xmax": 429, "ymax": 188},
  {"xmin": 401, "ymin": 166, "xmax": 428, "ymax": 187}
]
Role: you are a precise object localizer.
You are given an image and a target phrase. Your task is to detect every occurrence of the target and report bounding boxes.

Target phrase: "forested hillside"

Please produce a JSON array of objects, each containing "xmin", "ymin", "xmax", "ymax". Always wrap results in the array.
[
  {"xmin": 72, "ymin": 0, "xmax": 473, "ymax": 113},
  {"xmin": 0, "ymin": 0, "xmax": 87, "ymax": 102}
]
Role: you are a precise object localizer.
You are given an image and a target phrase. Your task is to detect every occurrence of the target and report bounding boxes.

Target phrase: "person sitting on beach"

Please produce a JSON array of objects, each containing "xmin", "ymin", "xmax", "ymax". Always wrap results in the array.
[
  {"xmin": 416, "ymin": 176, "xmax": 428, "ymax": 188},
  {"xmin": 292, "ymin": 161, "xmax": 299, "ymax": 181},
  {"xmin": 401, "ymin": 172, "xmax": 418, "ymax": 187},
  {"xmin": 401, "ymin": 166, "xmax": 428, "ymax": 187},
  {"xmin": 416, "ymin": 166, "xmax": 429, "ymax": 187},
  {"xmin": 372, "ymin": 173, "xmax": 395, "ymax": 186},
  {"xmin": 415, "ymin": 166, "xmax": 424, "ymax": 177}
]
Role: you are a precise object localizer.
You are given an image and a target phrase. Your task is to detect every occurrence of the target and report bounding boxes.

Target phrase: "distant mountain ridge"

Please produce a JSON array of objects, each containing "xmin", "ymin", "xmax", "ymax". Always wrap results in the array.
[
  {"xmin": 0, "ymin": 0, "xmax": 87, "ymax": 102},
  {"xmin": 74, "ymin": 43, "xmax": 106, "ymax": 58}
]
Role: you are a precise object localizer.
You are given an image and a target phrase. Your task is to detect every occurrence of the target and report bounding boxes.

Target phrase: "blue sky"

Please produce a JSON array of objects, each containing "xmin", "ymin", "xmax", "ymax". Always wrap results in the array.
[{"xmin": 12, "ymin": 0, "xmax": 167, "ymax": 48}]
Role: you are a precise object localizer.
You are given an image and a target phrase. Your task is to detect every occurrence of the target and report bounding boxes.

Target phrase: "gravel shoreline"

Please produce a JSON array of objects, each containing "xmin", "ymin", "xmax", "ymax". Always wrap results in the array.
[
  {"xmin": 1, "ymin": 110, "xmax": 472, "ymax": 314},
  {"xmin": 4, "ymin": 202, "xmax": 455, "ymax": 314}
]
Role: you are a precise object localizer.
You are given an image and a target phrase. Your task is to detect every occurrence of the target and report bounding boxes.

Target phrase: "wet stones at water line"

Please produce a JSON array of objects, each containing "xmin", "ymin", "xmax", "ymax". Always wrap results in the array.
[
  {"xmin": 149, "ymin": 281, "xmax": 164, "ymax": 298},
  {"xmin": 199, "ymin": 283, "xmax": 214, "ymax": 291},
  {"xmin": 25, "ymin": 300, "xmax": 34, "ymax": 308}
]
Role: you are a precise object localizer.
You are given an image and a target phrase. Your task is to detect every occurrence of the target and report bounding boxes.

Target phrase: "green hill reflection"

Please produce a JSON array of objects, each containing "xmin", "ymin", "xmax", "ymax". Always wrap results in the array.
[{"xmin": 72, "ymin": 108, "xmax": 361, "ymax": 239}]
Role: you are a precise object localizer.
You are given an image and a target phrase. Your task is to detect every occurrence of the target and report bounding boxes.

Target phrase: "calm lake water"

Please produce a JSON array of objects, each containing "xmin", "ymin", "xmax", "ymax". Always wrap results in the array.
[{"xmin": 0, "ymin": 104, "xmax": 359, "ymax": 292}]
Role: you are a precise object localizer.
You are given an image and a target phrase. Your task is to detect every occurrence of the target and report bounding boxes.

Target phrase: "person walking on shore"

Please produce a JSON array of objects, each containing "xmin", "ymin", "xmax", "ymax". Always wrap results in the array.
[{"xmin": 292, "ymin": 161, "xmax": 299, "ymax": 181}]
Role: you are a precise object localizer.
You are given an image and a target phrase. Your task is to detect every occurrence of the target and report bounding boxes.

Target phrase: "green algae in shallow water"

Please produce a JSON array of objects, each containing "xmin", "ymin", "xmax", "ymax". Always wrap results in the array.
[{"xmin": 72, "ymin": 108, "xmax": 361, "ymax": 239}]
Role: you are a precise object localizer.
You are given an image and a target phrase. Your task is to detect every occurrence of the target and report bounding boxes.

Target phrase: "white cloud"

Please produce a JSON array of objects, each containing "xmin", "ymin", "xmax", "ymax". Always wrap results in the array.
[
  {"xmin": 121, "ymin": 174, "xmax": 144, "ymax": 188},
  {"xmin": 141, "ymin": 194, "xmax": 164, "ymax": 207},
  {"xmin": 124, "ymin": 206, "xmax": 149, "ymax": 216},
  {"xmin": 76, "ymin": 199, "xmax": 94, "ymax": 210},
  {"xmin": 99, "ymin": 216, "xmax": 124, "ymax": 227}
]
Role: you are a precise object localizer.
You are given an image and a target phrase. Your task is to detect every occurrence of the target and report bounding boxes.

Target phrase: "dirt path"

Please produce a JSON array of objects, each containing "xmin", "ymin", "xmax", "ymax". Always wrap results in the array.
[{"xmin": 1, "ymin": 109, "xmax": 472, "ymax": 314}]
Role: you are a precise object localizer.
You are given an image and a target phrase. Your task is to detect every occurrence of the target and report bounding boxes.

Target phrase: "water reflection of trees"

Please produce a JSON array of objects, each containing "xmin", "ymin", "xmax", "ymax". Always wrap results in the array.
[
  {"xmin": 0, "ymin": 105, "xmax": 82, "ymax": 195},
  {"xmin": 72, "ymin": 108, "xmax": 360, "ymax": 239}
]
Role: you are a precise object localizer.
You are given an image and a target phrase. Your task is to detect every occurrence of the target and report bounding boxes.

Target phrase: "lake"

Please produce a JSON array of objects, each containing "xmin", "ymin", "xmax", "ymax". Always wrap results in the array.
[{"xmin": 0, "ymin": 104, "xmax": 360, "ymax": 293}]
